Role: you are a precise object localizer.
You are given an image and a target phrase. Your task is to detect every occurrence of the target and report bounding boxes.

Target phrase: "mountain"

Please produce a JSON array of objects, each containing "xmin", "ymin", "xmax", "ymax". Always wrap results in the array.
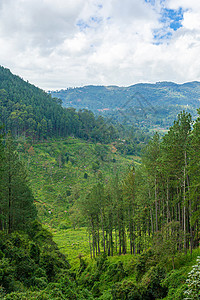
[
  {"xmin": 0, "ymin": 67, "xmax": 199, "ymax": 299},
  {"xmin": 0, "ymin": 66, "xmax": 117, "ymax": 143},
  {"xmin": 50, "ymin": 81, "xmax": 200, "ymax": 130}
]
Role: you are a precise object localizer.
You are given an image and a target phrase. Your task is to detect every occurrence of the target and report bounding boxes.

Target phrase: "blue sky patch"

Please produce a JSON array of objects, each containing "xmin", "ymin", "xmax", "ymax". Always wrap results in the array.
[
  {"xmin": 76, "ymin": 19, "xmax": 90, "ymax": 31},
  {"xmin": 153, "ymin": 30, "xmax": 172, "ymax": 45},
  {"xmin": 161, "ymin": 8, "xmax": 184, "ymax": 31},
  {"xmin": 77, "ymin": 16, "xmax": 102, "ymax": 32},
  {"xmin": 153, "ymin": 6, "xmax": 184, "ymax": 44},
  {"xmin": 145, "ymin": 0, "xmax": 156, "ymax": 4}
]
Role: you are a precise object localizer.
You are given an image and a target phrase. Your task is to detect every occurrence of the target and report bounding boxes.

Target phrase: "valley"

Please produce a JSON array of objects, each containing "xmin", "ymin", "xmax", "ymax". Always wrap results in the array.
[{"xmin": 0, "ymin": 67, "xmax": 199, "ymax": 299}]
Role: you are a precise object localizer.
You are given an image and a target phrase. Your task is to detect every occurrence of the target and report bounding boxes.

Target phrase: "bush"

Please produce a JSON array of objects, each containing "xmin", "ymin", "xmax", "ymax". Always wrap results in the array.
[
  {"xmin": 29, "ymin": 242, "xmax": 40, "ymax": 263},
  {"xmin": 141, "ymin": 265, "xmax": 168, "ymax": 299},
  {"xmin": 15, "ymin": 256, "xmax": 36, "ymax": 286},
  {"xmin": 0, "ymin": 258, "xmax": 16, "ymax": 292},
  {"xmin": 32, "ymin": 277, "xmax": 48, "ymax": 289},
  {"xmin": 106, "ymin": 261, "xmax": 127, "ymax": 283},
  {"xmin": 135, "ymin": 249, "xmax": 154, "ymax": 281},
  {"xmin": 112, "ymin": 280, "xmax": 142, "ymax": 300},
  {"xmin": 161, "ymin": 267, "xmax": 188, "ymax": 299}
]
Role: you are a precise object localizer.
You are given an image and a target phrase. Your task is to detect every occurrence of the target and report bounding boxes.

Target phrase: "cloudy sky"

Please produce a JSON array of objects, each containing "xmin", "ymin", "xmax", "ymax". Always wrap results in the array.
[{"xmin": 0, "ymin": 0, "xmax": 200, "ymax": 90}]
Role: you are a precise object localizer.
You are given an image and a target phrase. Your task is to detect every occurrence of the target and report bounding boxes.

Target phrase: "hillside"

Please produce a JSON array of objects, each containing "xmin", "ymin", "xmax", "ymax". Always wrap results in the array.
[
  {"xmin": 16, "ymin": 136, "xmax": 137, "ymax": 229},
  {"xmin": 0, "ymin": 66, "xmax": 117, "ymax": 143},
  {"xmin": 0, "ymin": 67, "xmax": 200, "ymax": 299},
  {"xmin": 50, "ymin": 82, "xmax": 200, "ymax": 130}
]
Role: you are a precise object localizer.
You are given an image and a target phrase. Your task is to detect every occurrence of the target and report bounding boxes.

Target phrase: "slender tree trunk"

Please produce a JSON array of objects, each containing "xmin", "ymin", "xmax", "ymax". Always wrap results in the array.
[
  {"xmin": 8, "ymin": 171, "xmax": 12, "ymax": 234},
  {"xmin": 150, "ymin": 209, "xmax": 154, "ymax": 235},
  {"xmin": 118, "ymin": 226, "xmax": 121, "ymax": 255},
  {"xmin": 166, "ymin": 179, "xmax": 171, "ymax": 223},
  {"xmin": 115, "ymin": 226, "xmax": 117, "ymax": 254},
  {"xmin": 137, "ymin": 226, "xmax": 141, "ymax": 254},
  {"xmin": 183, "ymin": 151, "xmax": 187, "ymax": 254},
  {"xmin": 110, "ymin": 229, "xmax": 113, "ymax": 256},
  {"xmin": 91, "ymin": 219, "xmax": 95, "ymax": 258},
  {"xmin": 89, "ymin": 232, "xmax": 92, "ymax": 259},
  {"xmin": 133, "ymin": 223, "xmax": 136, "ymax": 255},
  {"xmin": 122, "ymin": 227, "xmax": 126, "ymax": 254},
  {"xmin": 97, "ymin": 227, "xmax": 100, "ymax": 254},
  {"xmin": 129, "ymin": 220, "xmax": 133, "ymax": 255},
  {"xmin": 100, "ymin": 209, "xmax": 105, "ymax": 253},
  {"xmin": 186, "ymin": 163, "xmax": 192, "ymax": 255},
  {"xmin": 155, "ymin": 177, "xmax": 158, "ymax": 232},
  {"xmin": 0, "ymin": 209, "xmax": 2, "ymax": 231}
]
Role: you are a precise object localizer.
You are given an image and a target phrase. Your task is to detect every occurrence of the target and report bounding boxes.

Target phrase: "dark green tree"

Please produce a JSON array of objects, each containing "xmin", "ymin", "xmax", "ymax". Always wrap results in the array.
[{"xmin": 1, "ymin": 132, "xmax": 37, "ymax": 233}]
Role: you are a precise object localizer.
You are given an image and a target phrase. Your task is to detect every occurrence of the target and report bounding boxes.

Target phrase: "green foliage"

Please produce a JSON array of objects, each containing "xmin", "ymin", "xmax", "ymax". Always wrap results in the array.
[
  {"xmin": 29, "ymin": 242, "xmax": 40, "ymax": 263},
  {"xmin": 106, "ymin": 261, "xmax": 127, "ymax": 282},
  {"xmin": 17, "ymin": 137, "xmax": 133, "ymax": 228},
  {"xmin": 141, "ymin": 265, "xmax": 167, "ymax": 299},
  {"xmin": 1, "ymin": 67, "xmax": 200, "ymax": 300},
  {"xmin": 0, "ymin": 223, "xmax": 95, "ymax": 299},
  {"xmin": 112, "ymin": 280, "xmax": 142, "ymax": 300},
  {"xmin": 135, "ymin": 249, "xmax": 155, "ymax": 281},
  {"xmin": 161, "ymin": 268, "xmax": 188, "ymax": 300},
  {"xmin": 0, "ymin": 133, "xmax": 37, "ymax": 233},
  {"xmin": 0, "ymin": 67, "xmax": 118, "ymax": 144}
]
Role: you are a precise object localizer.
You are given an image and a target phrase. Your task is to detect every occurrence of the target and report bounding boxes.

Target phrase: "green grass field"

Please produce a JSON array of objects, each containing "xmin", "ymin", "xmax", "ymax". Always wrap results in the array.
[
  {"xmin": 53, "ymin": 227, "xmax": 90, "ymax": 269},
  {"xmin": 17, "ymin": 137, "xmax": 135, "ymax": 228}
]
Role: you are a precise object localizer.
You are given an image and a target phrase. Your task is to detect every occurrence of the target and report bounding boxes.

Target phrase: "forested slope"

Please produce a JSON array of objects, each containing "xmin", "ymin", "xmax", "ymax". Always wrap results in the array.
[
  {"xmin": 0, "ymin": 66, "xmax": 117, "ymax": 143},
  {"xmin": 79, "ymin": 110, "xmax": 200, "ymax": 258},
  {"xmin": 62, "ymin": 110, "xmax": 200, "ymax": 299},
  {"xmin": 0, "ymin": 66, "xmax": 200, "ymax": 299},
  {"xmin": 0, "ymin": 133, "xmax": 96, "ymax": 299}
]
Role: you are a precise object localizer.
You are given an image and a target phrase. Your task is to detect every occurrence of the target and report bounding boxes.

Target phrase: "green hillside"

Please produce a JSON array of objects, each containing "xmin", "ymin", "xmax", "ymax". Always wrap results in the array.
[
  {"xmin": 0, "ymin": 67, "xmax": 200, "ymax": 299},
  {"xmin": 0, "ymin": 66, "xmax": 117, "ymax": 143},
  {"xmin": 50, "ymin": 81, "xmax": 200, "ymax": 130},
  {"xmin": 17, "ymin": 136, "xmax": 136, "ymax": 229}
]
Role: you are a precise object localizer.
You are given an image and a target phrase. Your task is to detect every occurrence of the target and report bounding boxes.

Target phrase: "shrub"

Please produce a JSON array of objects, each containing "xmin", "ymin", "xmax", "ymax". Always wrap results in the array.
[
  {"xmin": 29, "ymin": 242, "xmax": 40, "ymax": 263},
  {"xmin": 112, "ymin": 280, "xmax": 142, "ymax": 300},
  {"xmin": 135, "ymin": 249, "xmax": 154, "ymax": 281},
  {"xmin": 161, "ymin": 267, "xmax": 188, "ymax": 299},
  {"xmin": 106, "ymin": 261, "xmax": 127, "ymax": 283},
  {"xmin": 141, "ymin": 265, "xmax": 168, "ymax": 299}
]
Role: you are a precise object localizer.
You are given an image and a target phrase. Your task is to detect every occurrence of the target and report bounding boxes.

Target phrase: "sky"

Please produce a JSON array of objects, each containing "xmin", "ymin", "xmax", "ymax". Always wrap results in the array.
[{"xmin": 0, "ymin": 0, "xmax": 200, "ymax": 90}]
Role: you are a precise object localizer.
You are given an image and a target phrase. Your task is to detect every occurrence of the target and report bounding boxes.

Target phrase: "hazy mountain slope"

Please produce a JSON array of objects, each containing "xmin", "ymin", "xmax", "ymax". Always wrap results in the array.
[{"xmin": 50, "ymin": 81, "xmax": 200, "ymax": 129}]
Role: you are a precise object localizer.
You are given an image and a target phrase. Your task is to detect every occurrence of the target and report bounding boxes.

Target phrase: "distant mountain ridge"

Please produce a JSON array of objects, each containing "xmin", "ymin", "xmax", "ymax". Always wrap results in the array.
[{"xmin": 50, "ymin": 81, "xmax": 200, "ymax": 129}]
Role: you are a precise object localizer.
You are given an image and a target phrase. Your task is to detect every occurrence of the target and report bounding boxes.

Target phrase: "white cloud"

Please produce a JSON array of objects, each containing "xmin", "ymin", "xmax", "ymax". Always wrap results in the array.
[{"xmin": 0, "ymin": 0, "xmax": 200, "ymax": 89}]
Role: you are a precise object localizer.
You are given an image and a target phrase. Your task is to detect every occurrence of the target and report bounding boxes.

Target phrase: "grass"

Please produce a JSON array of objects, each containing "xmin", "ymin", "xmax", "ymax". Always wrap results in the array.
[
  {"xmin": 17, "ymin": 137, "xmax": 135, "ymax": 228},
  {"xmin": 53, "ymin": 227, "xmax": 90, "ymax": 269}
]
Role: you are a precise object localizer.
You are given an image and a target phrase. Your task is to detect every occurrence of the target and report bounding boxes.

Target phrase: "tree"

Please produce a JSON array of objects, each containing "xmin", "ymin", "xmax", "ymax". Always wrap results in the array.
[
  {"xmin": 161, "ymin": 111, "xmax": 192, "ymax": 252},
  {"xmin": 188, "ymin": 110, "xmax": 200, "ymax": 250},
  {"xmin": 142, "ymin": 132, "xmax": 161, "ymax": 233},
  {"xmin": 1, "ymin": 132, "xmax": 37, "ymax": 233}
]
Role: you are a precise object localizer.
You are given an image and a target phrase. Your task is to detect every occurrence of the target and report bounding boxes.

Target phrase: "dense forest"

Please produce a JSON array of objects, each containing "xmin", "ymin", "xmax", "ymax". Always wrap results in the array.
[
  {"xmin": 79, "ymin": 111, "xmax": 200, "ymax": 258},
  {"xmin": 0, "ymin": 66, "xmax": 149, "ymax": 154},
  {"xmin": 0, "ymin": 66, "xmax": 117, "ymax": 143},
  {"xmin": 0, "ymin": 67, "xmax": 200, "ymax": 299}
]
